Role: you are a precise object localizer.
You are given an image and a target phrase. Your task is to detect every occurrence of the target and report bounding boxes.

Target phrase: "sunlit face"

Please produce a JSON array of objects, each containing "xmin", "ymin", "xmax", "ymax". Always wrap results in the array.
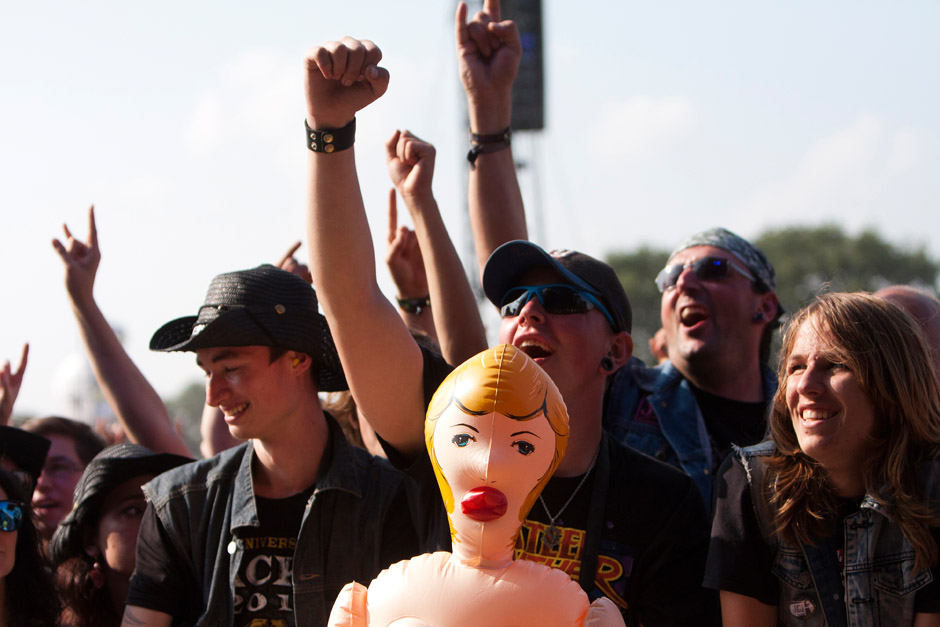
[
  {"xmin": 93, "ymin": 474, "xmax": 154, "ymax": 579},
  {"xmin": 497, "ymin": 270, "xmax": 614, "ymax": 402},
  {"xmin": 0, "ymin": 485, "xmax": 16, "ymax": 579},
  {"xmin": 196, "ymin": 346, "xmax": 296, "ymax": 441},
  {"xmin": 32, "ymin": 434, "xmax": 85, "ymax": 539},
  {"xmin": 660, "ymin": 245, "xmax": 764, "ymax": 371},
  {"xmin": 432, "ymin": 403, "xmax": 556, "ymax": 552},
  {"xmin": 785, "ymin": 320, "xmax": 878, "ymax": 491}
]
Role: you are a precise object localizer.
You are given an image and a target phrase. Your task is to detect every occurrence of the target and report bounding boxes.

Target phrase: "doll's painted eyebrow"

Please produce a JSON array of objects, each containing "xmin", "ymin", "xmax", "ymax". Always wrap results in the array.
[
  {"xmin": 452, "ymin": 423, "xmax": 480, "ymax": 432},
  {"xmin": 510, "ymin": 430, "xmax": 541, "ymax": 438}
]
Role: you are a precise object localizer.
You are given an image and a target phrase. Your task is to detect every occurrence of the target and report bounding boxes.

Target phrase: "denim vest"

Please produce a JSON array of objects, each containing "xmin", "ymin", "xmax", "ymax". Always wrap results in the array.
[
  {"xmin": 737, "ymin": 441, "xmax": 938, "ymax": 627},
  {"xmin": 604, "ymin": 357, "xmax": 776, "ymax": 509},
  {"xmin": 138, "ymin": 417, "xmax": 414, "ymax": 626}
]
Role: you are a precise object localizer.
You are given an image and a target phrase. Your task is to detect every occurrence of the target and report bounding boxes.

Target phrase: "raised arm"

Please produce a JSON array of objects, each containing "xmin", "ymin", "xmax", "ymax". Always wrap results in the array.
[
  {"xmin": 386, "ymin": 189, "xmax": 439, "ymax": 343},
  {"xmin": 0, "ymin": 343, "xmax": 28, "ymax": 426},
  {"xmin": 51, "ymin": 206, "xmax": 191, "ymax": 457},
  {"xmin": 386, "ymin": 130, "xmax": 487, "ymax": 365},
  {"xmin": 457, "ymin": 0, "xmax": 527, "ymax": 277},
  {"xmin": 304, "ymin": 38, "xmax": 427, "ymax": 456}
]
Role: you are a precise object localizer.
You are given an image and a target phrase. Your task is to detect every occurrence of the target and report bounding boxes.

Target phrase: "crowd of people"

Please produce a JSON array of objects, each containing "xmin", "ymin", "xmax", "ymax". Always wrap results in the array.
[{"xmin": 2, "ymin": 1, "xmax": 940, "ymax": 625}]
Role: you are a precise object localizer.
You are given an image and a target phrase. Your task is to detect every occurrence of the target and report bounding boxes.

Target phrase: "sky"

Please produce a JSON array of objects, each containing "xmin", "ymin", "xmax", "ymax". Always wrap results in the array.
[{"xmin": 2, "ymin": 0, "xmax": 938, "ymax": 419}]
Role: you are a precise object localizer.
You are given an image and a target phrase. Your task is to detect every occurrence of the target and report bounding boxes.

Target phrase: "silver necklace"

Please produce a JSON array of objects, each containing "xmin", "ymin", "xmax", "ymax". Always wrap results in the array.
[{"xmin": 538, "ymin": 446, "xmax": 600, "ymax": 552}]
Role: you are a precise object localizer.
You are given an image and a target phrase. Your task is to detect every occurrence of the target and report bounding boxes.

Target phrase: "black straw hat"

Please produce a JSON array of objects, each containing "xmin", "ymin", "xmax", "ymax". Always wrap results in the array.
[
  {"xmin": 49, "ymin": 443, "xmax": 191, "ymax": 567},
  {"xmin": 149, "ymin": 264, "xmax": 348, "ymax": 392}
]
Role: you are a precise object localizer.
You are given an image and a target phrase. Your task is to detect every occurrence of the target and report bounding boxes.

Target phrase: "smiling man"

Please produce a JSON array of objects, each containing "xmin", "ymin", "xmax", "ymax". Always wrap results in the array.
[{"xmin": 121, "ymin": 265, "xmax": 417, "ymax": 627}]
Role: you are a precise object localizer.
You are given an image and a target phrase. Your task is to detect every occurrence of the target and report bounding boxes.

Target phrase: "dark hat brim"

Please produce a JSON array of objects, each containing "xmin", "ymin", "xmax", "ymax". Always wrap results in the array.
[
  {"xmin": 50, "ymin": 445, "xmax": 191, "ymax": 567},
  {"xmin": 150, "ymin": 308, "xmax": 348, "ymax": 393},
  {"xmin": 482, "ymin": 240, "xmax": 602, "ymax": 308},
  {"xmin": 0, "ymin": 426, "xmax": 51, "ymax": 482}
]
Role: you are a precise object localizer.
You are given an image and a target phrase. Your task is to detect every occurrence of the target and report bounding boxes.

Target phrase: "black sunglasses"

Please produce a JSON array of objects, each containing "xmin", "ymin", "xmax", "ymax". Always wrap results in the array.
[
  {"xmin": 655, "ymin": 256, "xmax": 756, "ymax": 293},
  {"xmin": 0, "ymin": 500, "xmax": 24, "ymax": 532},
  {"xmin": 500, "ymin": 284, "xmax": 616, "ymax": 328}
]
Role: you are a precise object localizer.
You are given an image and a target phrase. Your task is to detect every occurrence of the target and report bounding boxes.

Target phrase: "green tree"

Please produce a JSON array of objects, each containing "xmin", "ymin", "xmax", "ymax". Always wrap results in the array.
[
  {"xmin": 754, "ymin": 225, "xmax": 939, "ymax": 315},
  {"xmin": 606, "ymin": 246, "xmax": 670, "ymax": 365},
  {"xmin": 605, "ymin": 225, "xmax": 940, "ymax": 365}
]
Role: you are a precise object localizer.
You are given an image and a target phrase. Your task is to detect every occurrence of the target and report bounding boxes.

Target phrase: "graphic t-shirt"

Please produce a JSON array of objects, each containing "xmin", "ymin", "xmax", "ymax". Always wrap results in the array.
[{"xmin": 234, "ymin": 487, "xmax": 313, "ymax": 627}]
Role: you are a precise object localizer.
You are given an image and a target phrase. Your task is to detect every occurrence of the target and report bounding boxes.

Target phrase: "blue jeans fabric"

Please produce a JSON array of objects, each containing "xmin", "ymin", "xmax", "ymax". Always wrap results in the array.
[
  {"xmin": 738, "ymin": 442, "xmax": 937, "ymax": 627},
  {"xmin": 604, "ymin": 358, "xmax": 776, "ymax": 509}
]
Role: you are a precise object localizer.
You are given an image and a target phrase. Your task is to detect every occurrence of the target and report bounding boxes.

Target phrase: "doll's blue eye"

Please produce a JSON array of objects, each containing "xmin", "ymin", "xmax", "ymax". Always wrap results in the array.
[
  {"xmin": 452, "ymin": 433, "xmax": 475, "ymax": 447},
  {"xmin": 512, "ymin": 440, "xmax": 535, "ymax": 456}
]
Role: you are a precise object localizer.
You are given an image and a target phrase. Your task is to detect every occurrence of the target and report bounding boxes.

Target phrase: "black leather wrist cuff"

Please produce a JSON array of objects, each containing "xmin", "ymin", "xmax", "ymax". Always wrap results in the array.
[
  {"xmin": 305, "ymin": 117, "xmax": 356, "ymax": 153},
  {"xmin": 467, "ymin": 126, "xmax": 511, "ymax": 168}
]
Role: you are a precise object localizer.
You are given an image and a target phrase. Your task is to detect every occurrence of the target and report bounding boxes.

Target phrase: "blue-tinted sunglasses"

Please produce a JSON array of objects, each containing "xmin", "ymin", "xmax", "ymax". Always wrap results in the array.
[
  {"xmin": 0, "ymin": 501, "xmax": 24, "ymax": 532},
  {"xmin": 655, "ymin": 256, "xmax": 756, "ymax": 293},
  {"xmin": 500, "ymin": 284, "xmax": 615, "ymax": 329}
]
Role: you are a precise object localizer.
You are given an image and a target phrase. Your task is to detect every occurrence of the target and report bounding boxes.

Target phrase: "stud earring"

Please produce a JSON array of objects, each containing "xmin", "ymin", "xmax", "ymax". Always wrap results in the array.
[
  {"xmin": 752, "ymin": 311, "xmax": 764, "ymax": 322},
  {"xmin": 601, "ymin": 357, "xmax": 614, "ymax": 372},
  {"xmin": 292, "ymin": 358, "xmax": 301, "ymax": 367}
]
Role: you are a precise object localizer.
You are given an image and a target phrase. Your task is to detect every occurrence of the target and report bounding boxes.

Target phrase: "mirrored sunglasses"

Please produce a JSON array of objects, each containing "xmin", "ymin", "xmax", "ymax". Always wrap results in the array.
[
  {"xmin": 0, "ymin": 501, "xmax": 24, "ymax": 532},
  {"xmin": 500, "ymin": 284, "xmax": 615, "ymax": 329},
  {"xmin": 655, "ymin": 256, "xmax": 756, "ymax": 293}
]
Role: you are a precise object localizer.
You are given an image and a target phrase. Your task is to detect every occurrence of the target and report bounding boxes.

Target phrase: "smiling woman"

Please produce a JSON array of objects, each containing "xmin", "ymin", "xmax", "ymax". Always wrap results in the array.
[{"xmin": 706, "ymin": 292, "xmax": 940, "ymax": 627}]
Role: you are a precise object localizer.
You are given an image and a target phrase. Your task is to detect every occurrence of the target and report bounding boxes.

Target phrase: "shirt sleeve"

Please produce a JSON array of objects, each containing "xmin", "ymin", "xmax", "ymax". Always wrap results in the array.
[
  {"xmin": 703, "ymin": 453, "xmax": 780, "ymax": 606},
  {"xmin": 125, "ymin": 501, "xmax": 192, "ymax": 616}
]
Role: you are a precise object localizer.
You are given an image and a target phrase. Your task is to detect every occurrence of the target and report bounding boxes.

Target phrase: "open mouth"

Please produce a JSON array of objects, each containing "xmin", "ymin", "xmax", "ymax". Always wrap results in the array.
[
  {"xmin": 516, "ymin": 339, "xmax": 553, "ymax": 360},
  {"xmin": 679, "ymin": 305, "xmax": 708, "ymax": 327},
  {"xmin": 461, "ymin": 487, "xmax": 508, "ymax": 522}
]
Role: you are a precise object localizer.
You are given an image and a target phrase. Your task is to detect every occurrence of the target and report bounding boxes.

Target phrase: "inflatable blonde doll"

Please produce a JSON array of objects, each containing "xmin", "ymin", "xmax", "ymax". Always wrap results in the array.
[{"xmin": 328, "ymin": 345, "xmax": 624, "ymax": 627}]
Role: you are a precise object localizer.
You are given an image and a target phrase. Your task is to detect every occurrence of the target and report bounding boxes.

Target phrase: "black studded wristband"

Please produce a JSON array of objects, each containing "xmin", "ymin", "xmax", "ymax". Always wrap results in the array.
[{"xmin": 305, "ymin": 117, "xmax": 356, "ymax": 153}]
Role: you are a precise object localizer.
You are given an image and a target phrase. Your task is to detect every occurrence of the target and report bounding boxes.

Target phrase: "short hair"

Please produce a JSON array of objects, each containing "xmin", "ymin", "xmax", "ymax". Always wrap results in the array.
[
  {"xmin": 768, "ymin": 292, "xmax": 940, "ymax": 570},
  {"xmin": 21, "ymin": 416, "xmax": 105, "ymax": 466},
  {"xmin": 425, "ymin": 345, "xmax": 568, "ymax": 530}
]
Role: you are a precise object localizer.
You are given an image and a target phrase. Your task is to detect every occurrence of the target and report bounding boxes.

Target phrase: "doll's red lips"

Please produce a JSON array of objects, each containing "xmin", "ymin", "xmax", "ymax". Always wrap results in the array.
[{"xmin": 461, "ymin": 487, "xmax": 507, "ymax": 521}]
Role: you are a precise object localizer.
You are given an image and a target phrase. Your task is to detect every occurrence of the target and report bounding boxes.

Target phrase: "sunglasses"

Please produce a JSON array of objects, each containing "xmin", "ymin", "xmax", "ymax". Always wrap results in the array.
[
  {"xmin": 655, "ymin": 256, "xmax": 756, "ymax": 293},
  {"xmin": 500, "ymin": 284, "xmax": 615, "ymax": 329},
  {"xmin": 0, "ymin": 501, "xmax": 24, "ymax": 532}
]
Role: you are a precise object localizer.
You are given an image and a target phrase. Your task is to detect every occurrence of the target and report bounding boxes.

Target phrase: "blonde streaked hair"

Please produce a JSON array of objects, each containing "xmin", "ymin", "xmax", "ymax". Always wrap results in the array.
[
  {"xmin": 768, "ymin": 292, "xmax": 940, "ymax": 570},
  {"xmin": 425, "ymin": 345, "xmax": 568, "ymax": 525}
]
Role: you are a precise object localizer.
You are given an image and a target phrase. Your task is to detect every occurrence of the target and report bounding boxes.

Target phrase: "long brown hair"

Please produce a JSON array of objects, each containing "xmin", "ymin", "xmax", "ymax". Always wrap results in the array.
[{"xmin": 768, "ymin": 292, "xmax": 940, "ymax": 570}]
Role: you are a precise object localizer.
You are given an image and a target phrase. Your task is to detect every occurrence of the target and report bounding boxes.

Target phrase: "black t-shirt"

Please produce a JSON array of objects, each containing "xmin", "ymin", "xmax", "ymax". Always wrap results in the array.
[
  {"xmin": 691, "ymin": 384, "xmax": 768, "ymax": 472},
  {"xmin": 232, "ymin": 487, "xmax": 313, "ymax": 627},
  {"xmin": 706, "ymin": 453, "xmax": 940, "ymax": 613},
  {"xmin": 396, "ymin": 347, "xmax": 718, "ymax": 627}
]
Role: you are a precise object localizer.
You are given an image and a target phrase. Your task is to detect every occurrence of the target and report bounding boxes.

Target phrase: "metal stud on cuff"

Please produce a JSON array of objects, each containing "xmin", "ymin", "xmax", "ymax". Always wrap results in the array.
[{"xmin": 305, "ymin": 118, "xmax": 356, "ymax": 153}]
